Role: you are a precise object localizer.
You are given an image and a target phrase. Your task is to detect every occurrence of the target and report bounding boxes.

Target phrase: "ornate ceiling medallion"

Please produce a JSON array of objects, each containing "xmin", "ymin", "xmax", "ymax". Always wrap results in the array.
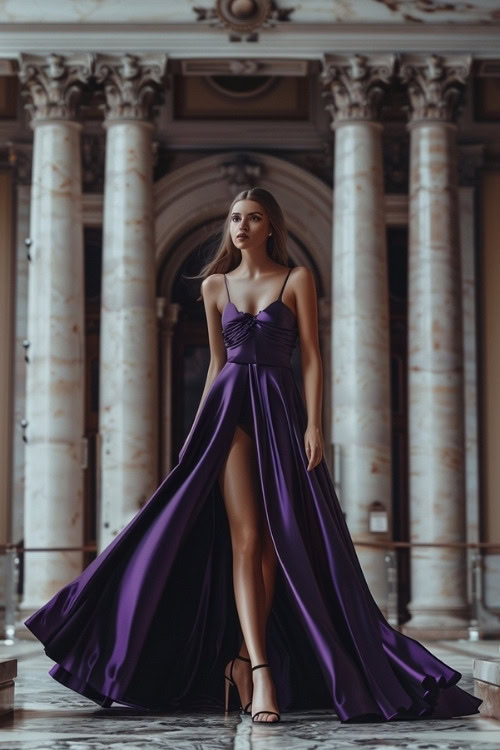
[{"xmin": 193, "ymin": 0, "xmax": 295, "ymax": 38}]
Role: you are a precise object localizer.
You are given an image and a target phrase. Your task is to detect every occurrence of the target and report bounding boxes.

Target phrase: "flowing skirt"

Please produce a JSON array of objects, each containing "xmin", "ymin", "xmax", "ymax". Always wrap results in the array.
[{"xmin": 24, "ymin": 361, "xmax": 482, "ymax": 721}]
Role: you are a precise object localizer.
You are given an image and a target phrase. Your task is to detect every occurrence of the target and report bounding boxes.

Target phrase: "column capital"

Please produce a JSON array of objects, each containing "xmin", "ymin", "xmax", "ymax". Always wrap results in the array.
[
  {"xmin": 399, "ymin": 54, "xmax": 472, "ymax": 123},
  {"xmin": 19, "ymin": 53, "xmax": 93, "ymax": 124},
  {"xmin": 95, "ymin": 53, "xmax": 167, "ymax": 122},
  {"xmin": 320, "ymin": 53, "xmax": 395, "ymax": 126}
]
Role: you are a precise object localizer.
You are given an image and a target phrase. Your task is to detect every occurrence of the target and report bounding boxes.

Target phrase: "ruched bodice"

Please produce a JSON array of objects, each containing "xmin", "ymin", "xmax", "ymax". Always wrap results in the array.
[
  {"xmin": 222, "ymin": 268, "xmax": 298, "ymax": 368},
  {"xmin": 222, "ymin": 300, "xmax": 298, "ymax": 368}
]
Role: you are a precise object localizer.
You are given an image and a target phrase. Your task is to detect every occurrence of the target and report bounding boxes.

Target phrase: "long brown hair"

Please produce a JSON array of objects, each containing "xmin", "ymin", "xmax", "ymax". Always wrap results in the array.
[{"xmin": 187, "ymin": 187, "xmax": 290, "ymax": 301}]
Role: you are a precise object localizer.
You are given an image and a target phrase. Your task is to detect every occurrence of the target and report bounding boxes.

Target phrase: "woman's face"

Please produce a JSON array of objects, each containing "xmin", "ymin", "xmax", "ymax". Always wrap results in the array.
[{"xmin": 229, "ymin": 199, "xmax": 271, "ymax": 251}]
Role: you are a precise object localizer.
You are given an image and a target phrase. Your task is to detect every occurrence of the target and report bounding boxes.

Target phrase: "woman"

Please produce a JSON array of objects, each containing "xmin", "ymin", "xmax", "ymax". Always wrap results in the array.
[
  {"xmin": 25, "ymin": 187, "xmax": 482, "ymax": 724},
  {"xmin": 197, "ymin": 189, "xmax": 323, "ymax": 723}
]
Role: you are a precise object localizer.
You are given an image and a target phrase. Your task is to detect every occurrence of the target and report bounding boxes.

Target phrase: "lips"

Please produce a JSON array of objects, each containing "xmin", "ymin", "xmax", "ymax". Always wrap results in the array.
[{"xmin": 237, "ymin": 233, "xmax": 248, "ymax": 239}]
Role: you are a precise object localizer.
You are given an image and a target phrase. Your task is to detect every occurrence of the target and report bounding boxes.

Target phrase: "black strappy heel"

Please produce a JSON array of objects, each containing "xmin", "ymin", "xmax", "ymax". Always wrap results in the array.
[
  {"xmin": 251, "ymin": 663, "xmax": 281, "ymax": 723},
  {"xmin": 224, "ymin": 654, "xmax": 253, "ymax": 714}
]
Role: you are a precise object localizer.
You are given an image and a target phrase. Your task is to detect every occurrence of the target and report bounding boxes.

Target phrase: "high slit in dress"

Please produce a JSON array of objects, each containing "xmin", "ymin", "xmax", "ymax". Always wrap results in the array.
[{"xmin": 24, "ymin": 266, "xmax": 483, "ymax": 722}]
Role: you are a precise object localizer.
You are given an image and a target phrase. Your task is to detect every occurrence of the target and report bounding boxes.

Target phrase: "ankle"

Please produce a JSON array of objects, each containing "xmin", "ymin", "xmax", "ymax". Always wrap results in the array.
[
  {"xmin": 236, "ymin": 653, "xmax": 251, "ymax": 663},
  {"xmin": 251, "ymin": 663, "xmax": 272, "ymax": 678}
]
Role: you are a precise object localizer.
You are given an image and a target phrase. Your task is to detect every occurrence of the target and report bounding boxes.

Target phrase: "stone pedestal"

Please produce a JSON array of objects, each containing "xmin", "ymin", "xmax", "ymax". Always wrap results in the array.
[
  {"xmin": 473, "ymin": 656, "xmax": 500, "ymax": 720},
  {"xmin": 0, "ymin": 659, "xmax": 16, "ymax": 717}
]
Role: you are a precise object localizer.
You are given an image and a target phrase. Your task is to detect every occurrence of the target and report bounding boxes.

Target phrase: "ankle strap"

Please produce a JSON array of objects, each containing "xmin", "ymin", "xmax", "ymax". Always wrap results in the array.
[{"xmin": 252, "ymin": 662, "xmax": 270, "ymax": 671}]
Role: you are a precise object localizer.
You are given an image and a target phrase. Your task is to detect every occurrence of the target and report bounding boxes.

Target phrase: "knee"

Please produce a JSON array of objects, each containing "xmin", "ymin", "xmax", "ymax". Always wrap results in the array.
[{"xmin": 232, "ymin": 527, "xmax": 262, "ymax": 558}]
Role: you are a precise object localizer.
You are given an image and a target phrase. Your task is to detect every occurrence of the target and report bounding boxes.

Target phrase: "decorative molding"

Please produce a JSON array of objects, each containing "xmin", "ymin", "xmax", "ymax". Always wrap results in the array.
[
  {"xmin": 193, "ymin": 0, "xmax": 295, "ymax": 38},
  {"xmin": 18, "ymin": 53, "xmax": 93, "ymax": 123},
  {"xmin": 218, "ymin": 152, "xmax": 263, "ymax": 195},
  {"xmin": 474, "ymin": 59, "xmax": 500, "ymax": 76},
  {"xmin": 398, "ymin": 54, "xmax": 472, "ymax": 123},
  {"xmin": 320, "ymin": 53, "xmax": 395, "ymax": 124},
  {"xmin": 1, "ymin": 24, "xmax": 499, "ymax": 59},
  {"xmin": 95, "ymin": 53, "xmax": 168, "ymax": 122},
  {"xmin": 178, "ymin": 58, "xmax": 310, "ymax": 76}
]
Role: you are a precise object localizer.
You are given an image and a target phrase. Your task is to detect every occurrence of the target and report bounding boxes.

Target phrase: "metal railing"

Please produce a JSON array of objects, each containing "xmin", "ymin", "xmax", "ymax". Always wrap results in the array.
[
  {"xmin": 354, "ymin": 540, "xmax": 500, "ymax": 638},
  {"xmin": 1, "ymin": 540, "xmax": 500, "ymax": 644}
]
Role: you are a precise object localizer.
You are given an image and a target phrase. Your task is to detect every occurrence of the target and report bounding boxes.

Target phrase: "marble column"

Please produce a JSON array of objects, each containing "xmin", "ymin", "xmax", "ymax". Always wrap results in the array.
[
  {"xmin": 320, "ymin": 54, "xmax": 394, "ymax": 610},
  {"xmin": 96, "ymin": 54, "xmax": 166, "ymax": 550},
  {"xmin": 399, "ymin": 54, "xmax": 472, "ymax": 636},
  {"xmin": 18, "ymin": 54, "xmax": 91, "ymax": 611}
]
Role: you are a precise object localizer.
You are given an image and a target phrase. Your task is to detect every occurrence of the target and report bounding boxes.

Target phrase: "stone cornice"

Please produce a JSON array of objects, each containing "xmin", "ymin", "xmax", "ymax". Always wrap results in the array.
[{"xmin": 1, "ymin": 23, "xmax": 500, "ymax": 59}]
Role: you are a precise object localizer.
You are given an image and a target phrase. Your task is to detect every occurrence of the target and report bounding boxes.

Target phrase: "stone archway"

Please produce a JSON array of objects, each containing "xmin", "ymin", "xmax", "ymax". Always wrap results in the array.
[{"xmin": 153, "ymin": 151, "xmax": 334, "ymax": 473}]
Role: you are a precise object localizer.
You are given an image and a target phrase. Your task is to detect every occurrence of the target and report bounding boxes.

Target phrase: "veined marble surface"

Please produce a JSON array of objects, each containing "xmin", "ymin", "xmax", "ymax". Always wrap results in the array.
[
  {"xmin": 0, "ymin": 0, "xmax": 499, "ymax": 25},
  {"xmin": 1, "ymin": 640, "xmax": 500, "ymax": 749}
]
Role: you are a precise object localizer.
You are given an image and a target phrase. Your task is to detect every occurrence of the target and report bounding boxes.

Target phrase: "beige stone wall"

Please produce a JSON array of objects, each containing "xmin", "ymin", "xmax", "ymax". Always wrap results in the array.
[
  {"xmin": 481, "ymin": 172, "xmax": 500, "ymax": 545},
  {"xmin": 0, "ymin": 171, "xmax": 13, "ymax": 546}
]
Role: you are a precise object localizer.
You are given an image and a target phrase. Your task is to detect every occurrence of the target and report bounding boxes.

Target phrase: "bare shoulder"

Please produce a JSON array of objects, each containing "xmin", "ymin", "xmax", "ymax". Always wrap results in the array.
[
  {"xmin": 289, "ymin": 265, "xmax": 315, "ymax": 292},
  {"xmin": 201, "ymin": 272, "xmax": 224, "ymax": 301}
]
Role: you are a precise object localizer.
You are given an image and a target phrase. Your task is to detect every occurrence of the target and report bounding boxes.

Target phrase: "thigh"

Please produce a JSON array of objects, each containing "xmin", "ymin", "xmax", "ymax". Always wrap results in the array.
[{"xmin": 219, "ymin": 424, "xmax": 264, "ymax": 539}]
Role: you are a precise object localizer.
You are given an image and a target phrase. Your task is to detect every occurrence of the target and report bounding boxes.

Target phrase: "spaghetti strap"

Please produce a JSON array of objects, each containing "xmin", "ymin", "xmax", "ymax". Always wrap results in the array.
[
  {"xmin": 278, "ymin": 268, "xmax": 292, "ymax": 301},
  {"xmin": 223, "ymin": 273, "xmax": 231, "ymax": 303}
]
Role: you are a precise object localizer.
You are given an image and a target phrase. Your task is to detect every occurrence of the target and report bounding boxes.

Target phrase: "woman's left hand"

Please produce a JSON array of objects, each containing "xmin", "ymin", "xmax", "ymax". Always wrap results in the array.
[{"xmin": 304, "ymin": 424, "xmax": 323, "ymax": 471}]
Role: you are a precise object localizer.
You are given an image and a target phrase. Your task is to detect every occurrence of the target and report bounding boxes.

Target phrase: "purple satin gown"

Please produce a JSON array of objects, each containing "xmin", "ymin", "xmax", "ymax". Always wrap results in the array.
[{"xmin": 24, "ymin": 268, "xmax": 482, "ymax": 722}]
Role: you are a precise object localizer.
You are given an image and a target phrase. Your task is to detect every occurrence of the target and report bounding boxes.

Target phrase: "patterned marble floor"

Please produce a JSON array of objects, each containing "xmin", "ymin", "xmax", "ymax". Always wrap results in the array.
[{"xmin": 1, "ymin": 639, "xmax": 500, "ymax": 749}]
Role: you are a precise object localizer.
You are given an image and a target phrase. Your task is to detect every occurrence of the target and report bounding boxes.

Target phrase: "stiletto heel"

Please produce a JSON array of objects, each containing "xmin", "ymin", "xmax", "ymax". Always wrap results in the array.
[
  {"xmin": 251, "ymin": 663, "xmax": 281, "ymax": 723},
  {"xmin": 224, "ymin": 654, "xmax": 252, "ymax": 714}
]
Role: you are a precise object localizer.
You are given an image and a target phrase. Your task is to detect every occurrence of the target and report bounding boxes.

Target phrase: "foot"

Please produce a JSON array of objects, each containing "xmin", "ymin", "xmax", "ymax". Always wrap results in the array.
[
  {"xmin": 251, "ymin": 664, "xmax": 280, "ymax": 722},
  {"xmin": 225, "ymin": 655, "xmax": 253, "ymax": 713}
]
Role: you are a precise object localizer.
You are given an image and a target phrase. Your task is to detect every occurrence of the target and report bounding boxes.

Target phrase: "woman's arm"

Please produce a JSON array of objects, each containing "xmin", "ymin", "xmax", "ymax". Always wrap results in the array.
[
  {"xmin": 292, "ymin": 266, "xmax": 324, "ymax": 471},
  {"xmin": 184, "ymin": 274, "xmax": 227, "ymax": 435}
]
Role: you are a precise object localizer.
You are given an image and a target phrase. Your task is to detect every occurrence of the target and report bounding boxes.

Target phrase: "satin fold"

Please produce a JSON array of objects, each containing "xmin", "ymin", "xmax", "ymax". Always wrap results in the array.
[{"xmin": 24, "ymin": 298, "xmax": 482, "ymax": 721}]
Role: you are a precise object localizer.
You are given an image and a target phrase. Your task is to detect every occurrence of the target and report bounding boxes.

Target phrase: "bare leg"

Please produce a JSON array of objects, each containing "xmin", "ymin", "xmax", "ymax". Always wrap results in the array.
[
  {"xmin": 219, "ymin": 424, "xmax": 280, "ymax": 722},
  {"xmin": 238, "ymin": 515, "xmax": 278, "ymax": 659}
]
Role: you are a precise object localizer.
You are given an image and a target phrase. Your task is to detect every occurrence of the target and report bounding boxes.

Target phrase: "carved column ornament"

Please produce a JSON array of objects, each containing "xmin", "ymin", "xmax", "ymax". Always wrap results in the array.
[
  {"xmin": 95, "ymin": 53, "xmax": 167, "ymax": 121},
  {"xmin": 219, "ymin": 153, "xmax": 263, "ymax": 195},
  {"xmin": 19, "ymin": 53, "xmax": 92, "ymax": 123},
  {"xmin": 399, "ymin": 54, "xmax": 472, "ymax": 123},
  {"xmin": 320, "ymin": 54, "xmax": 395, "ymax": 125}
]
